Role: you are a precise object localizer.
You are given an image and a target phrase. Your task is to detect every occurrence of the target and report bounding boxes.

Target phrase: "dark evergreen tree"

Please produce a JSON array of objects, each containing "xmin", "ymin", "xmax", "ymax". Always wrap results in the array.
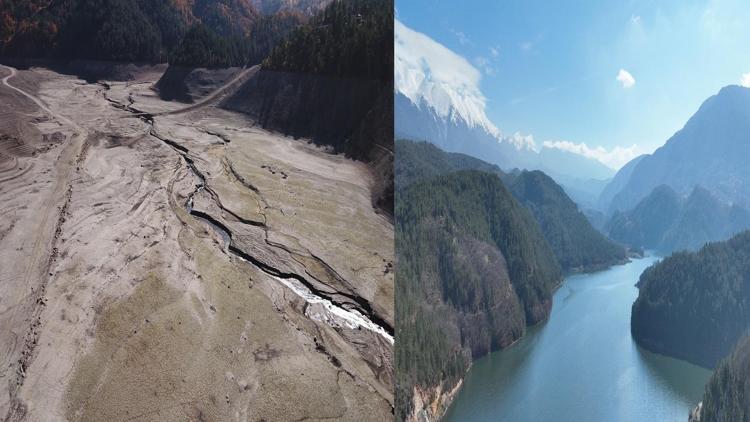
[
  {"xmin": 632, "ymin": 230, "xmax": 750, "ymax": 368},
  {"xmin": 396, "ymin": 139, "xmax": 627, "ymax": 273},
  {"xmin": 395, "ymin": 170, "xmax": 561, "ymax": 420}
]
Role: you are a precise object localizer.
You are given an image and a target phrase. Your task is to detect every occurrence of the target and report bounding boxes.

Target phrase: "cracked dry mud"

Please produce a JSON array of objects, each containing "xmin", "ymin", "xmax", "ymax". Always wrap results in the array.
[{"xmin": 0, "ymin": 65, "xmax": 394, "ymax": 421}]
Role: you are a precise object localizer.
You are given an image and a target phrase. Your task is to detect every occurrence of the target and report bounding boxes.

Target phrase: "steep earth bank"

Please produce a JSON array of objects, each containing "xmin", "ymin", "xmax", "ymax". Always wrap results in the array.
[{"xmin": 222, "ymin": 70, "xmax": 393, "ymax": 214}]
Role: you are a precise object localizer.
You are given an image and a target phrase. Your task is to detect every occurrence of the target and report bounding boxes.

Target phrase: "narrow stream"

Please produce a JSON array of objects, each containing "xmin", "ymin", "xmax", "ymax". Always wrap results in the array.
[{"xmin": 101, "ymin": 88, "xmax": 394, "ymax": 344}]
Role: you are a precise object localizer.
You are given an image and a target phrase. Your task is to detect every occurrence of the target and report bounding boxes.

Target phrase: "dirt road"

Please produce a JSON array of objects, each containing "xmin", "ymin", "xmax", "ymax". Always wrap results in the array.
[{"xmin": 0, "ymin": 64, "xmax": 88, "ymax": 420}]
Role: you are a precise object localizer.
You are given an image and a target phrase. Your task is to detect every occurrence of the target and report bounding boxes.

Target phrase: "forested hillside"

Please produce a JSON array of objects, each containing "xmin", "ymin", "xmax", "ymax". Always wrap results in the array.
[
  {"xmin": 250, "ymin": 0, "xmax": 331, "ymax": 16},
  {"xmin": 631, "ymin": 230, "xmax": 750, "ymax": 368},
  {"xmin": 395, "ymin": 170, "xmax": 561, "ymax": 420},
  {"xmin": 694, "ymin": 336, "xmax": 750, "ymax": 422},
  {"xmin": 0, "ymin": 0, "xmax": 307, "ymax": 66},
  {"xmin": 223, "ymin": 0, "xmax": 393, "ymax": 212},
  {"xmin": 607, "ymin": 184, "xmax": 750, "ymax": 253},
  {"xmin": 396, "ymin": 140, "xmax": 627, "ymax": 272},
  {"xmin": 262, "ymin": 0, "xmax": 390, "ymax": 79}
]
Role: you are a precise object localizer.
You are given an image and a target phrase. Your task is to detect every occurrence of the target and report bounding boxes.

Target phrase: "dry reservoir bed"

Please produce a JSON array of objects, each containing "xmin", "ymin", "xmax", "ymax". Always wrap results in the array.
[{"xmin": 0, "ymin": 65, "xmax": 394, "ymax": 421}]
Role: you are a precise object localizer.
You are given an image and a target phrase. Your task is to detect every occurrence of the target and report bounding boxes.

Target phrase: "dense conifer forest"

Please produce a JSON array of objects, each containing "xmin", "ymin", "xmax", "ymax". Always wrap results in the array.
[
  {"xmin": 395, "ymin": 170, "xmax": 561, "ymax": 420},
  {"xmin": 223, "ymin": 0, "xmax": 394, "ymax": 212},
  {"xmin": 632, "ymin": 230, "xmax": 750, "ymax": 368},
  {"xmin": 698, "ymin": 336, "xmax": 750, "ymax": 421},
  {"xmin": 262, "ymin": 0, "xmax": 391, "ymax": 80},
  {"xmin": 607, "ymin": 184, "xmax": 750, "ymax": 254},
  {"xmin": 0, "ymin": 0, "xmax": 304, "ymax": 67},
  {"xmin": 396, "ymin": 140, "xmax": 627, "ymax": 272}
]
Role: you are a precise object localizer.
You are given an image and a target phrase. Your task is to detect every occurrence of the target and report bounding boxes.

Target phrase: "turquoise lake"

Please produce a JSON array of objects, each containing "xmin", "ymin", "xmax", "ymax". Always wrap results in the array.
[{"xmin": 444, "ymin": 255, "xmax": 712, "ymax": 422}]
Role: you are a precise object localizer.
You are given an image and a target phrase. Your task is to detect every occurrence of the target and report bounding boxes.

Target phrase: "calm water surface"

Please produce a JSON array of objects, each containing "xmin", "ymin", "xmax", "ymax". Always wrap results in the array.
[{"xmin": 445, "ymin": 255, "xmax": 712, "ymax": 422}]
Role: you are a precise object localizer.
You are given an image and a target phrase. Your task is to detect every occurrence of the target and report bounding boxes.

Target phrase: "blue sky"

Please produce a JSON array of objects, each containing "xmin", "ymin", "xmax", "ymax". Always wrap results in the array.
[{"xmin": 395, "ymin": 0, "xmax": 750, "ymax": 169}]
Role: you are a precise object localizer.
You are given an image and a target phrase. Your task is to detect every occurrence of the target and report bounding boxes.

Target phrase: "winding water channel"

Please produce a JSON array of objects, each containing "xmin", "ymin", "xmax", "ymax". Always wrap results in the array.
[{"xmin": 445, "ymin": 255, "xmax": 712, "ymax": 422}]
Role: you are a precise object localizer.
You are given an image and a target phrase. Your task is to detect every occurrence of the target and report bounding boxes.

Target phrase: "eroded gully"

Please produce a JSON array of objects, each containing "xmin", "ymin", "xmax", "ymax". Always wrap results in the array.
[{"xmin": 101, "ymin": 87, "xmax": 394, "ymax": 344}]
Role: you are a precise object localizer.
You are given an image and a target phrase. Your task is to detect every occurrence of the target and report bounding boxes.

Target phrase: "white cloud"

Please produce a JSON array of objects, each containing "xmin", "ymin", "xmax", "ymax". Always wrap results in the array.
[
  {"xmin": 630, "ymin": 14, "xmax": 641, "ymax": 25},
  {"xmin": 509, "ymin": 132, "xmax": 537, "ymax": 151},
  {"xmin": 394, "ymin": 19, "xmax": 500, "ymax": 136},
  {"xmin": 450, "ymin": 29, "xmax": 470, "ymax": 46},
  {"xmin": 616, "ymin": 69, "xmax": 636, "ymax": 88},
  {"xmin": 520, "ymin": 41, "xmax": 533, "ymax": 51},
  {"xmin": 543, "ymin": 140, "xmax": 640, "ymax": 169},
  {"xmin": 489, "ymin": 46, "xmax": 500, "ymax": 58},
  {"xmin": 741, "ymin": 72, "xmax": 750, "ymax": 88},
  {"xmin": 474, "ymin": 56, "xmax": 496, "ymax": 76}
]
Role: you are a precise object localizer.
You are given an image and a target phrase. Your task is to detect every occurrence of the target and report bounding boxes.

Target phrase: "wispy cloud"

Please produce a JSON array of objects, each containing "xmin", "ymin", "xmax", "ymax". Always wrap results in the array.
[
  {"xmin": 475, "ymin": 46, "xmax": 502, "ymax": 76},
  {"xmin": 543, "ymin": 140, "xmax": 641, "ymax": 169},
  {"xmin": 450, "ymin": 28, "xmax": 470, "ymax": 46},
  {"xmin": 474, "ymin": 56, "xmax": 496, "ymax": 76},
  {"xmin": 519, "ymin": 33, "xmax": 544, "ymax": 53},
  {"xmin": 630, "ymin": 14, "xmax": 641, "ymax": 25},
  {"xmin": 616, "ymin": 69, "xmax": 635, "ymax": 88},
  {"xmin": 741, "ymin": 72, "xmax": 750, "ymax": 88},
  {"xmin": 509, "ymin": 132, "xmax": 537, "ymax": 151}
]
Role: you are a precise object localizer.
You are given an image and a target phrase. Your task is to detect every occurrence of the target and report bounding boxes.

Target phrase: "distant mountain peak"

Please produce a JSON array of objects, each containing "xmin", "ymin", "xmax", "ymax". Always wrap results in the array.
[
  {"xmin": 602, "ymin": 84, "xmax": 750, "ymax": 214},
  {"xmin": 394, "ymin": 20, "xmax": 498, "ymax": 136},
  {"xmin": 394, "ymin": 19, "xmax": 537, "ymax": 151},
  {"xmin": 393, "ymin": 20, "xmax": 633, "ymax": 193}
]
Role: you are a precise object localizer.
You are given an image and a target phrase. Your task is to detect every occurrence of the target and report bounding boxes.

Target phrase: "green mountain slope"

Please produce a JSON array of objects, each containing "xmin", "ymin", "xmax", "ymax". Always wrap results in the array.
[
  {"xmin": 631, "ymin": 230, "xmax": 750, "ymax": 368},
  {"xmin": 695, "ymin": 336, "xmax": 750, "ymax": 422},
  {"xmin": 607, "ymin": 184, "xmax": 750, "ymax": 253},
  {"xmin": 395, "ymin": 170, "xmax": 561, "ymax": 420},
  {"xmin": 396, "ymin": 139, "xmax": 627, "ymax": 272},
  {"xmin": 0, "ymin": 0, "xmax": 307, "ymax": 66}
]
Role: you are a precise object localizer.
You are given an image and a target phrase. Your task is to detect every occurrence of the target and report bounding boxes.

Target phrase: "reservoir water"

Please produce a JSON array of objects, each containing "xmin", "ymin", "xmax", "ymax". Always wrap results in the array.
[{"xmin": 444, "ymin": 255, "xmax": 712, "ymax": 422}]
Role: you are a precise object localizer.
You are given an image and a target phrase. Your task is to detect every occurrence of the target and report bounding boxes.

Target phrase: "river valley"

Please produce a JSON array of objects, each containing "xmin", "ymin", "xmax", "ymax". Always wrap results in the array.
[
  {"xmin": 445, "ymin": 255, "xmax": 712, "ymax": 422},
  {"xmin": 0, "ymin": 64, "xmax": 393, "ymax": 421}
]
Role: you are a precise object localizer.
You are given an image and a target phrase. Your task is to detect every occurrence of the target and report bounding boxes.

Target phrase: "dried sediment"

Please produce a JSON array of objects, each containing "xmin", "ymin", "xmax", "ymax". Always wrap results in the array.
[{"xmin": 0, "ymin": 64, "xmax": 394, "ymax": 421}]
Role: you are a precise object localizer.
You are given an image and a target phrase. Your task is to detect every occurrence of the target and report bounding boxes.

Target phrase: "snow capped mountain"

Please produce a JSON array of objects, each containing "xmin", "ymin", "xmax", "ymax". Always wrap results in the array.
[
  {"xmin": 394, "ymin": 19, "xmax": 619, "ymax": 205},
  {"xmin": 394, "ymin": 19, "xmax": 535, "ymax": 151}
]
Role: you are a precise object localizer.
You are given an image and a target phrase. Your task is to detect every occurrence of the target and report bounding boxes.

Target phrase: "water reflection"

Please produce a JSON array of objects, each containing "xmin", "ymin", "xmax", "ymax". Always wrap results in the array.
[{"xmin": 445, "ymin": 256, "xmax": 712, "ymax": 422}]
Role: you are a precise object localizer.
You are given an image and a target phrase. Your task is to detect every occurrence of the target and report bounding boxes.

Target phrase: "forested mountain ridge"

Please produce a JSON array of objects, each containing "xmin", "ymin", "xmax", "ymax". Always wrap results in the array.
[
  {"xmin": 395, "ymin": 170, "xmax": 561, "ymax": 421},
  {"xmin": 692, "ymin": 336, "xmax": 750, "ymax": 422},
  {"xmin": 262, "ymin": 0, "xmax": 390, "ymax": 80},
  {"xmin": 606, "ymin": 184, "xmax": 750, "ymax": 254},
  {"xmin": 169, "ymin": 11, "xmax": 303, "ymax": 68},
  {"xmin": 631, "ymin": 230, "xmax": 750, "ymax": 368},
  {"xmin": 249, "ymin": 0, "xmax": 331, "ymax": 16},
  {"xmin": 0, "ymin": 0, "xmax": 314, "ymax": 66},
  {"xmin": 396, "ymin": 140, "xmax": 627, "ymax": 272}
]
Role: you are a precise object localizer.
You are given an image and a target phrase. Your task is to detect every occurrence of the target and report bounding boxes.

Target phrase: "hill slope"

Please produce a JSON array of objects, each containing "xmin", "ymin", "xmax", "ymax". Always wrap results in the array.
[
  {"xmin": 631, "ymin": 230, "xmax": 750, "ymax": 368},
  {"xmin": 693, "ymin": 336, "xmax": 750, "ymax": 422},
  {"xmin": 0, "ymin": 0, "xmax": 315, "ymax": 66},
  {"xmin": 396, "ymin": 140, "xmax": 627, "ymax": 272},
  {"xmin": 605, "ymin": 85, "xmax": 750, "ymax": 213},
  {"xmin": 395, "ymin": 170, "xmax": 561, "ymax": 421},
  {"xmin": 606, "ymin": 185, "xmax": 750, "ymax": 253},
  {"xmin": 222, "ymin": 0, "xmax": 393, "ymax": 213}
]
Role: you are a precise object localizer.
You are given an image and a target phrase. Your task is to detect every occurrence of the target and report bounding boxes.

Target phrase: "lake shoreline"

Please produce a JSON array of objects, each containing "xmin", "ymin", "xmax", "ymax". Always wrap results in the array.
[{"xmin": 444, "ymin": 254, "xmax": 711, "ymax": 421}]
